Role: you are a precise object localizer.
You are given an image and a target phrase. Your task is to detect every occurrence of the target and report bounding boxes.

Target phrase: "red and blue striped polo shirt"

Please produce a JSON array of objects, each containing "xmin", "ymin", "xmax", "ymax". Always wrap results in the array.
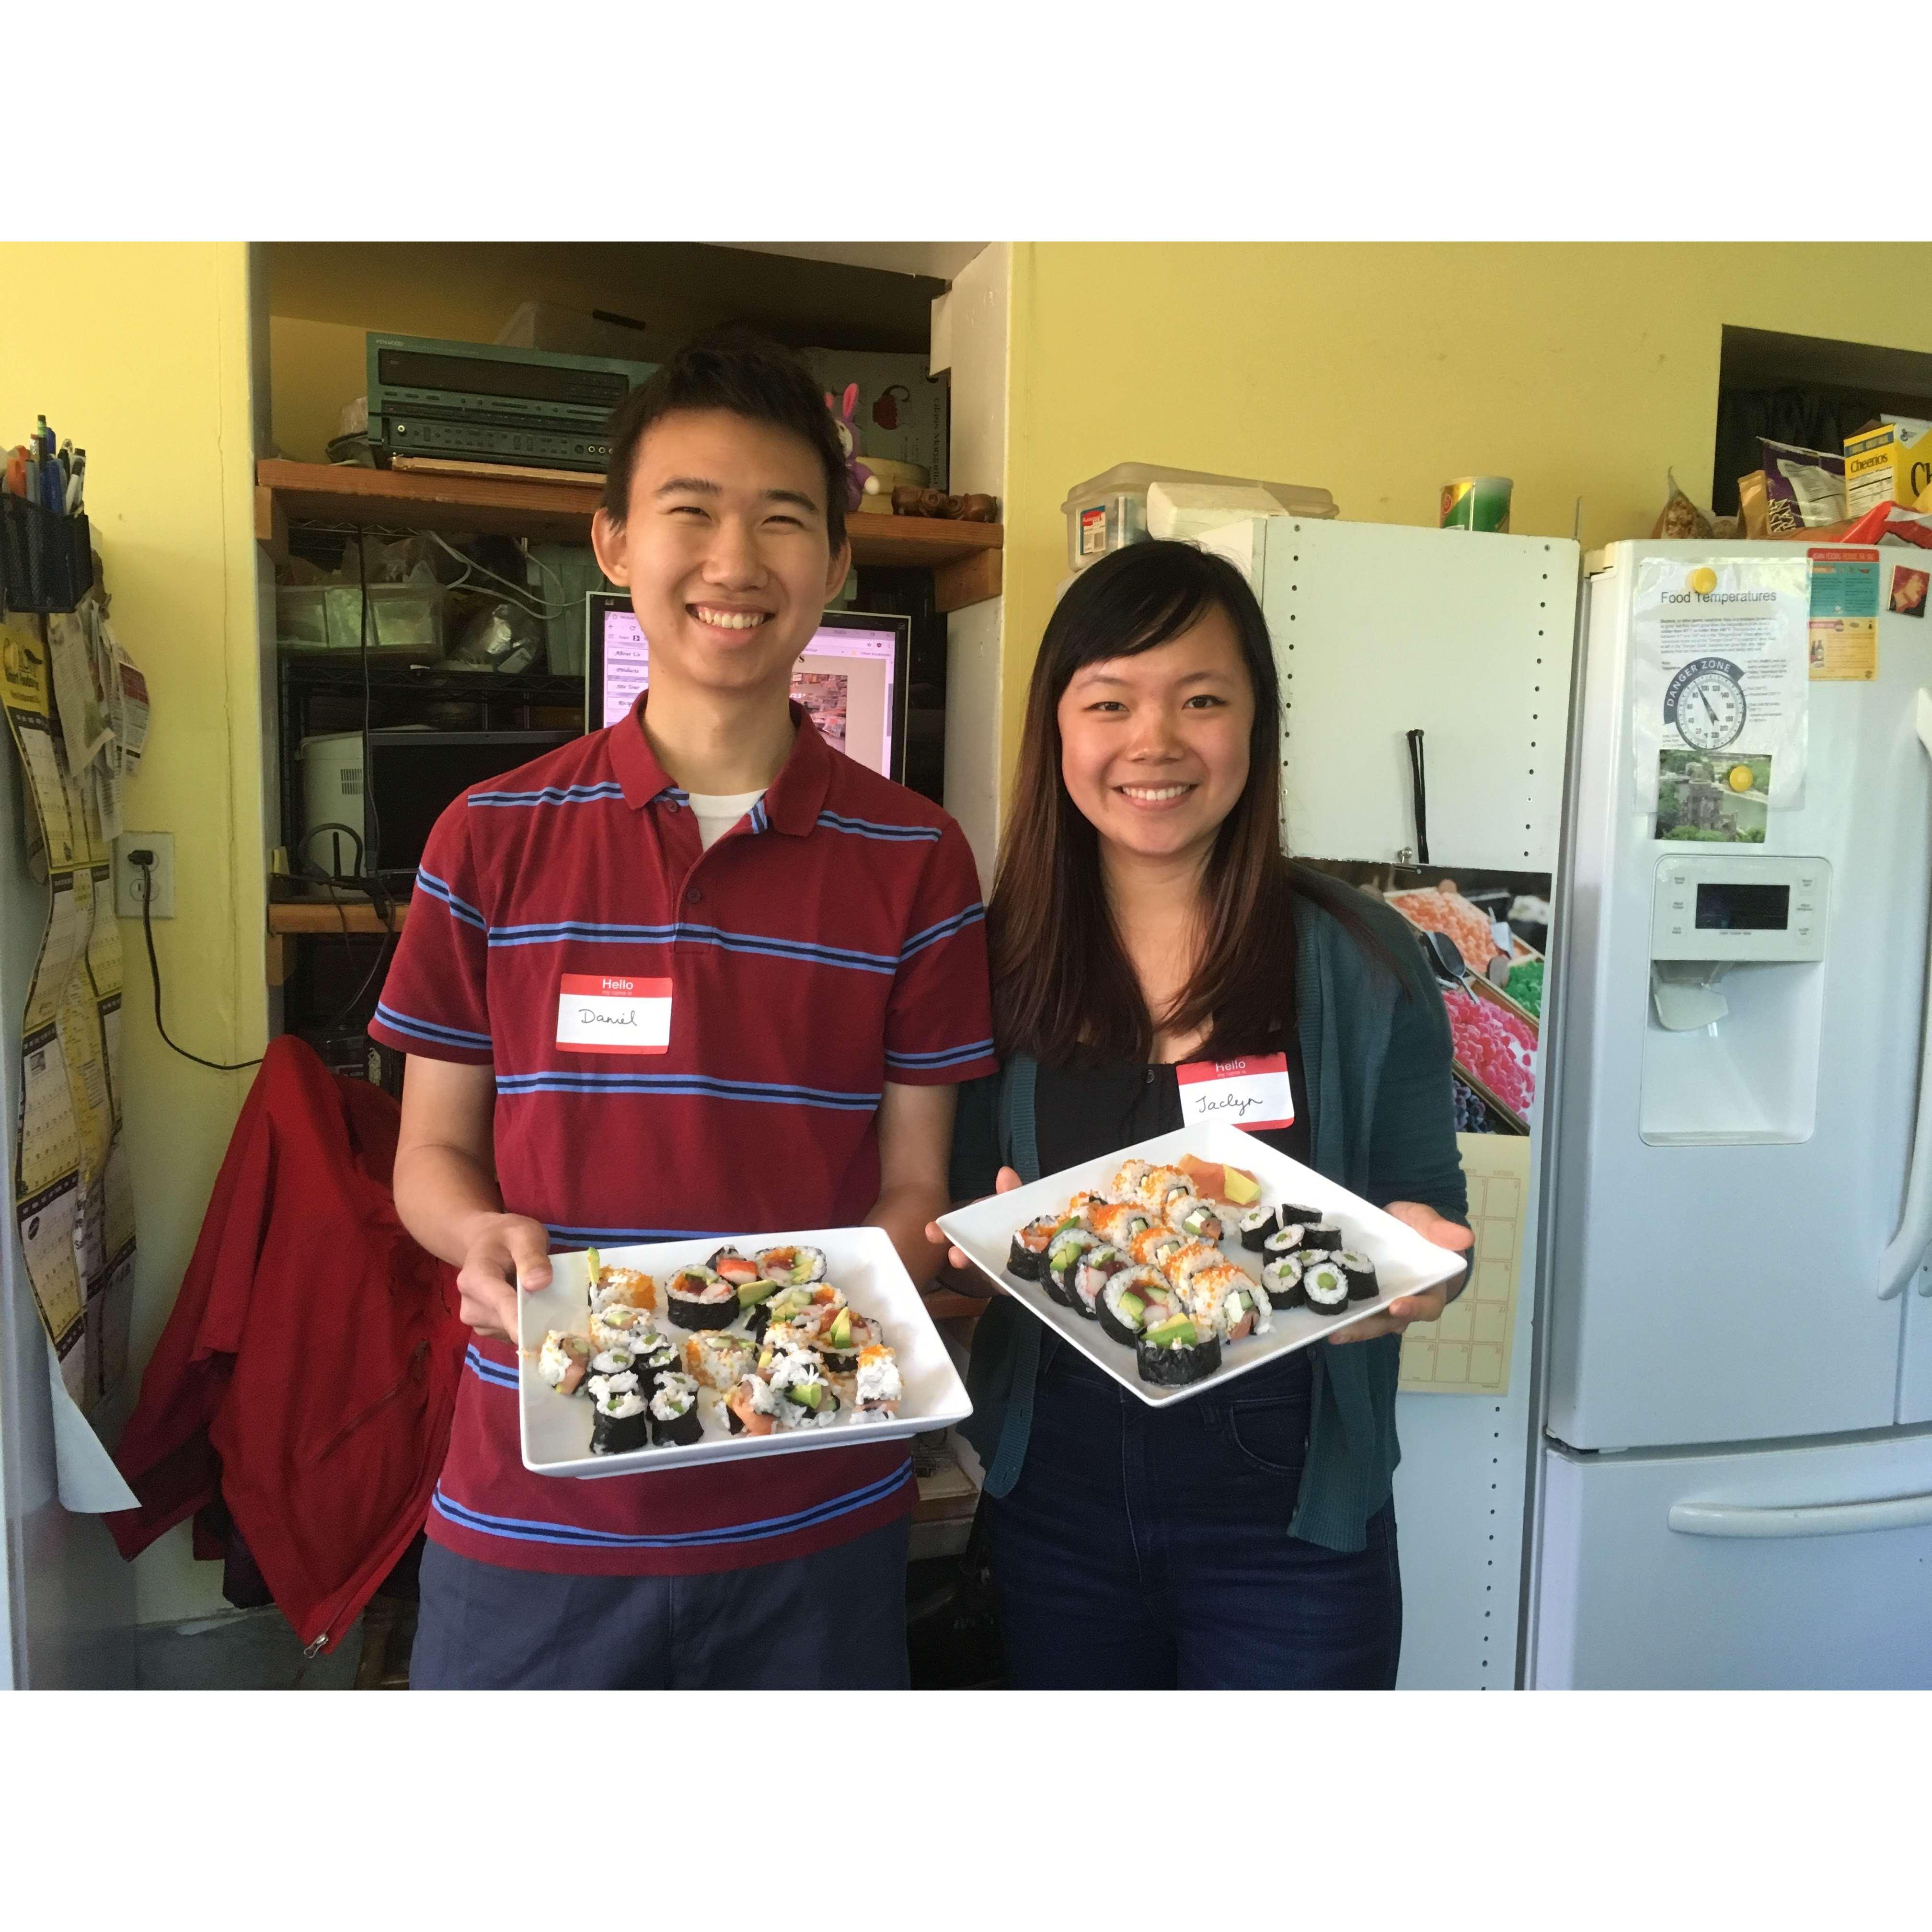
[{"xmin": 368, "ymin": 697, "xmax": 997, "ymax": 1575}]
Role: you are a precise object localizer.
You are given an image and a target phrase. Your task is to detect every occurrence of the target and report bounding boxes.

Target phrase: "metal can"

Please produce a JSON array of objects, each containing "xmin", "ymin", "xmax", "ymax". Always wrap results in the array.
[{"xmin": 1440, "ymin": 475, "xmax": 1513, "ymax": 532}]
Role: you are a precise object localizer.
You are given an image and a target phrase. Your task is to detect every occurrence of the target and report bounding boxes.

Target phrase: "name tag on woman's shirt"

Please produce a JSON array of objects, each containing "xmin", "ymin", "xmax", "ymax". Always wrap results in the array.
[
  {"xmin": 556, "ymin": 975, "xmax": 672, "ymax": 1054},
  {"xmin": 1174, "ymin": 1053, "xmax": 1295, "ymax": 1130}
]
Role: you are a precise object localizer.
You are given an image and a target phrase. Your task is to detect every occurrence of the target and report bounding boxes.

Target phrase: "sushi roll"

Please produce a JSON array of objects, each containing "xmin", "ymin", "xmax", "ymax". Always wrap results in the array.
[
  {"xmin": 725, "ymin": 1373, "xmax": 784, "ymax": 1437},
  {"xmin": 589, "ymin": 1265, "xmax": 657, "ymax": 1313},
  {"xmin": 1043, "ymin": 1227, "xmax": 1096, "ymax": 1308},
  {"xmin": 589, "ymin": 1380, "xmax": 650, "ymax": 1456},
  {"xmin": 1064, "ymin": 1190, "xmax": 1109, "ymax": 1231},
  {"xmin": 1260, "ymin": 1254, "xmax": 1305, "ymax": 1309},
  {"xmin": 683, "ymin": 1329, "xmax": 757, "ymax": 1392},
  {"xmin": 1278, "ymin": 1202, "xmax": 1324, "ymax": 1230},
  {"xmin": 1072, "ymin": 1244, "xmax": 1128, "ymax": 1321},
  {"xmin": 1166, "ymin": 1195, "xmax": 1224, "ymax": 1243},
  {"xmin": 1262, "ymin": 1224, "xmax": 1308, "ymax": 1263},
  {"xmin": 630, "ymin": 1328, "xmax": 681, "ymax": 1381},
  {"xmin": 816, "ymin": 1306, "xmax": 881, "ymax": 1373},
  {"xmin": 1112, "ymin": 1158, "xmax": 1154, "ymax": 1200},
  {"xmin": 1212, "ymin": 1270, "xmax": 1273, "ymax": 1343},
  {"xmin": 1237, "ymin": 1205, "xmax": 1279, "ymax": 1253},
  {"xmin": 1092, "ymin": 1201, "xmax": 1152, "ymax": 1250},
  {"xmin": 1302, "ymin": 1259, "xmax": 1350, "ymax": 1316},
  {"xmin": 648, "ymin": 1372, "xmax": 705, "ymax": 1447},
  {"xmin": 1335, "ymin": 1250, "xmax": 1380, "ymax": 1302},
  {"xmin": 1008, "ymin": 1214, "xmax": 1063, "ymax": 1281},
  {"xmin": 587, "ymin": 1347, "xmax": 638, "ymax": 1381},
  {"xmin": 766, "ymin": 1347, "xmax": 842, "ymax": 1428},
  {"xmin": 1299, "ymin": 1219, "xmax": 1343, "ymax": 1254},
  {"xmin": 853, "ymin": 1344, "xmax": 902, "ymax": 1421},
  {"xmin": 1097, "ymin": 1265, "xmax": 1166, "ymax": 1346},
  {"xmin": 1134, "ymin": 1311, "xmax": 1223, "ymax": 1388},
  {"xmin": 589, "ymin": 1301, "xmax": 656, "ymax": 1354},
  {"xmin": 665, "ymin": 1265, "xmax": 739, "ymax": 1331},
  {"xmin": 1163, "ymin": 1240, "xmax": 1224, "ymax": 1292},
  {"xmin": 756, "ymin": 1244, "xmax": 828, "ymax": 1287},
  {"xmin": 1129, "ymin": 1224, "xmax": 1185, "ymax": 1271},
  {"xmin": 537, "ymin": 1330, "xmax": 593, "ymax": 1396},
  {"xmin": 1136, "ymin": 1165, "xmax": 1191, "ymax": 1215}
]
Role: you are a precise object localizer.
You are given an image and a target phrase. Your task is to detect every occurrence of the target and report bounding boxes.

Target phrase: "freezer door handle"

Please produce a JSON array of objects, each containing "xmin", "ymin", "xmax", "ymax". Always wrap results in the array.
[
  {"xmin": 1669, "ymin": 1491, "xmax": 1932, "ymax": 1539},
  {"xmin": 1877, "ymin": 688, "xmax": 1932, "ymax": 1300}
]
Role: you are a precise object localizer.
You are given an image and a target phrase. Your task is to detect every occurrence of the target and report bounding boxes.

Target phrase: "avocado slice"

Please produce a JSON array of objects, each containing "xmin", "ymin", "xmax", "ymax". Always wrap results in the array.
[
  {"xmin": 1144, "ymin": 1314, "xmax": 1197, "ymax": 1348},
  {"xmin": 827, "ymin": 1310, "xmax": 853, "ymax": 1349},
  {"xmin": 789, "ymin": 1381, "xmax": 827, "ymax": 1411},
  {"xmin": 736, "ymin": 1277, "xmax": 779, "ymax": 1308},
  {"xmin": 1116, "ymin": 1292, "xmax": 1147, "ymax": 1324}
]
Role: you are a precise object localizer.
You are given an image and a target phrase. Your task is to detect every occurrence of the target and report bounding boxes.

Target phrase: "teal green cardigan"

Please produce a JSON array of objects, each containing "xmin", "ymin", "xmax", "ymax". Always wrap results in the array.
[{"xmin": 952, "ymin": 890, "xmax": 1468, "ymax": 1556}]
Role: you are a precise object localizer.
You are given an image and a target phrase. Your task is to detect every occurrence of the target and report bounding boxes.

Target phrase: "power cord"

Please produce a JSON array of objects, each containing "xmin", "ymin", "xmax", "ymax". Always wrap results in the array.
[{"xmin": 128, "ymin": 850, "xmax": 264, "ymax": 1073}]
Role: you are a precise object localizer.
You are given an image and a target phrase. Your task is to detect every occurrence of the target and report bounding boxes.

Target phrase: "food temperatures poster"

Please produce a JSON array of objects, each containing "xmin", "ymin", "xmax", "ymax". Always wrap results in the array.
[{"xmin": 1633, "ymin": 555, "xmax": 1810, "ymax": 844}]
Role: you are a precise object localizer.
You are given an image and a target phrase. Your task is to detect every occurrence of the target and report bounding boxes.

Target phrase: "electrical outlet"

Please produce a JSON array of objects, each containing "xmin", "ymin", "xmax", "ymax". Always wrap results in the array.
[{"xmin": 114, "ymin": 832, "xmax": 175, "ymax": 920}]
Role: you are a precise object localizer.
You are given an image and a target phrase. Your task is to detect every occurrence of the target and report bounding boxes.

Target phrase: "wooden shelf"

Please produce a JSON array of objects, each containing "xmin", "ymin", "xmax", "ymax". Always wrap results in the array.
[
  {"xmin": 270, "ymin": 898, "xmax": 406, "ymax": 934},
  {"xmin": 255, "ymin": 460, "xmax": 1002, "ymax": 610}
]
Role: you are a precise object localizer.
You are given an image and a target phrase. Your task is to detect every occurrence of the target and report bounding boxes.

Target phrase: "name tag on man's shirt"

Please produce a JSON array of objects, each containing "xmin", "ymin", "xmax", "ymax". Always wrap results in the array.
[
  {"xmin": 556, "ymin": 975, "xmax": 672, "ymax": 1054},
  {"xmin": 1174, "ymin": 1053, "xmax": 1295, "ymax": 1131}
]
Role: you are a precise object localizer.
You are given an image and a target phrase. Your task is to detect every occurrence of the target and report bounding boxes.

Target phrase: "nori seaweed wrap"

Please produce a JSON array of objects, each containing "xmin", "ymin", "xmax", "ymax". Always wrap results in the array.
[
  {"xmin": 1007, "ymin": 1214, "xmax": 1062, "ymax": 1281},
  {"xmin": 589, "ymin": 1388, "xmax": 649, "ymax": 1456},
  {"xmin": 1303, "ymin": 1260, "xmax": 1350, "ymax": 1314},
  {"xmin": 1135, "ymin": 1324, "xmax": 1222, "ymax": 1388},
  {"xmin": 1042, "ymin": 1229, "xmax": 1095, "ymax": 1309},
  {"xmin": 1335, "ymin": 1249, "xmax": 1379, "ymax": 1302},
  {"xmin": 666, "ymin": 1265, "xmax": 739, "ymax": 1330},
  {"xmin": 1261, "ymin": 1255, "xmax": 1305, "ymax": 1309},
  {"xmin": 1238, "ymin": 1205, "xmax": 1279, "ymax": 1252}
]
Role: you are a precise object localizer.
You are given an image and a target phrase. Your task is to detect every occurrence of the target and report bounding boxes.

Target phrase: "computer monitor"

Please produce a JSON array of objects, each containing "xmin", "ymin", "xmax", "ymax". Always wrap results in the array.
[
  {"xmin": 361, "ymin": 729, "xmax": 576, "ymax": 882},
  {"xmin": 585, "ymin": 591, "xmax": 912, "ymax": 783}
]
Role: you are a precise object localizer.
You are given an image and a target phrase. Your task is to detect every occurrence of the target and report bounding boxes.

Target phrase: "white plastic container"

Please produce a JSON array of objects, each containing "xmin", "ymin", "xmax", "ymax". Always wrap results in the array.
[
  {"xmin": 276, "ymin": 583, "xmax": 444, "ymax": 659},
  {"xmin": 1060, "ymin": 462, "xmax": 1336, "ymax": 572}
]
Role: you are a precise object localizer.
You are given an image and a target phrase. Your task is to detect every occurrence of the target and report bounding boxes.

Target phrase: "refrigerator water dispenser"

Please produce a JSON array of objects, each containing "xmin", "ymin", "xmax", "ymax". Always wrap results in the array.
[{"xmin": 1640, "ymin": 853, "xmax": 1831, "ymax": 1145}]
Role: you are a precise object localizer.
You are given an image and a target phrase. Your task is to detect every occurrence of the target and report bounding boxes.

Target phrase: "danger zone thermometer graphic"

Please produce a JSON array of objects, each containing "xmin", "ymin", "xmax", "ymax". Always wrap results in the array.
[{"xmin": 1664, "ymin": 655, "xmax": 1748, "ymax": 752}]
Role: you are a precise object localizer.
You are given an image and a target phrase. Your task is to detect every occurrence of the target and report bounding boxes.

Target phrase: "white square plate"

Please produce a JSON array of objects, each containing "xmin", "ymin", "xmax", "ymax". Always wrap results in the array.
[
  {"xmin": 518, "ymin": 1225, "xmax": 972, "ymax": 1478},
  {"xmin": 938, "ymin": 1124, "xmax": 1465, "ymax": 1407}
]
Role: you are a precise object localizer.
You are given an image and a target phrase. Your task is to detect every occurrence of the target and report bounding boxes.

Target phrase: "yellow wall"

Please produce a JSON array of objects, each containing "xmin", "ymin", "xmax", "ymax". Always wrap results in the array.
[
  {"xmin": 0, "ymin": 242, "xmax": 266, "ymax": 1624},
  {"xmin": 1001, "ymin": 242, "xmax": 1932, "ymax": 780}
]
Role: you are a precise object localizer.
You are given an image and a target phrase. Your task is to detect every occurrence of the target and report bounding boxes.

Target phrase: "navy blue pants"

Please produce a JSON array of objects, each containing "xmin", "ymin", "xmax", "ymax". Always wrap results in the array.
[
  {"xmin": 409, "ymin": 1517, "xmax": 911, "ymax": 1690},
  {"xmin": 984, "ymin": 1347, "xmax": 1402, "ymax": 1689}
]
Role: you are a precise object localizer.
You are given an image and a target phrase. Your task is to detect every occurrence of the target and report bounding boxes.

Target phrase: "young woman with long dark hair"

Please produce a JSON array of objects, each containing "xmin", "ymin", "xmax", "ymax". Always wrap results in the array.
[{"xmin": 930, "ymin": 540, "xmax": 1472, "ymax": 1690}]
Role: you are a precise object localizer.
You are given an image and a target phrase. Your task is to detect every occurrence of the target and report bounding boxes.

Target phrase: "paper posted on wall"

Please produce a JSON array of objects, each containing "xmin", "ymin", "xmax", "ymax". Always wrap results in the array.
[{"xmin": 1633, "ymin": 555, "xmax": 1811, "ymax": 844}]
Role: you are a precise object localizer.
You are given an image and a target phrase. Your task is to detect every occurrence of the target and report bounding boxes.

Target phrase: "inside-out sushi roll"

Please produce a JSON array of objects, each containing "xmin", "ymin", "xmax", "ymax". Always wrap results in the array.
[
  {"xmin": 1072, "ymin": 1244, "xmax": 1128, "ymax": 1321},
  {"xmin": 1129, "ymin": 1224, "xmax": 1185, "ymax": 1271},
  {"xmin": 648, "ymin": 1372, "xmax": 704, "ymax": 1447},
  {"xmin": 1136, "ymin": 1166, "xmax": 1192, "ymax": 1218},
  {"xmin": 683, "ymin": 1329, "xmax": 756, "ymax": 1392},
  {"xmin": 1092, "ymin": 1201, "xmax": 1152, "ymax": 1251},
  {"xmin": 1112, "ymin": 1158, "xmax": 1154, "ymax": 1200},
  {"xmin": 1008, "ymin": 1214, "xmax": 1063, "ymax": 1280},
  {"xmin": 1166, "ymin": 1195, "xmax": 1224, "ymax": 1243},
  {"xmin": 756, "ymin": 1244, "xmax": 828, "ymax": 1287},
  {"xmin": 1302, "ymin": 1259, "xmax": 1350, "ymax": 1315},
  {"xmin": 589, "ymin": 1301, "xmax": 657, "ymax": 1354},
  {"xmin": 1238, "ymin": 1205, "xmax": 1279, "ymax": 1252},
  {"xmin": 589, "ymin": 1265, "xmax": 657, "ymax": 1313},
  {"xmin": 1260, "ymin": 1254, "xmax": 1305, "ymax": 1309},
  {"xmin": 853, "ymin": 1344, "xmax": 902, "ymax": 1420},
  {"xmin": 725, "ymin": 1373, "xmax": 783, "ymax": 1437},
  {"xmin": 1065, "ymin": 1190, "xmax": 1109, "ymax": 1231},
  {"xmin": 1163, "ymin": 1239, "xmax": 1224, "ymax": 1292},
  {"xmin": 1043, "ymin": 1227, "xmax": 1096, "ymax": 1308},
  {"xmin": 1135, "ymin": 1311, "xmax": 1222, "ymax": 1388},
  {"xmin": 665, "ymin": 1265, "xmax": 739, "ymax": 1330},
  {"xmin": 1097, "ymin": 1265, "xmax": 1169, "ymax": 1346},
  {"xmin": 589, "ymin": 1379, "xmax": 650, "ymax": 1455},
  {"xmin": 1196, "ymin": 1263, "xmax": 1270, "ymax": 1342},
  {"xmin": 1334, "ymin": 1249, "xmax": 1380, "ymax": 1302},
  {"xmin": 1299, "ymin": 1219, "xmax": 1344, "ymax": 1254},
  {"xmin": 538, "ymin": 1330, "xmax": 593, "ymax": 1396}
]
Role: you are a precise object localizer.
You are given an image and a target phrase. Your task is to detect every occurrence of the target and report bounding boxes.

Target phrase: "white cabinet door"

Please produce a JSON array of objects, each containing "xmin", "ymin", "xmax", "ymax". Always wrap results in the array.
[{"xmin": 1532, "ymin": 1430, "xmax": 1932, "ymax": 1689}]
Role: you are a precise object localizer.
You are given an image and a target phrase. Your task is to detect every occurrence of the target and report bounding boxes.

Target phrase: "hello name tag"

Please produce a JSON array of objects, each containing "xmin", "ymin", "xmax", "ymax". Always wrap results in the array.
[
  {"xmin": 556, "ymin": 975, "xmax": 672, "ymax": 1054},
  {"xmin": 1174, "ymin": 1053, "xmax": 1295, "ymax": 1130}
]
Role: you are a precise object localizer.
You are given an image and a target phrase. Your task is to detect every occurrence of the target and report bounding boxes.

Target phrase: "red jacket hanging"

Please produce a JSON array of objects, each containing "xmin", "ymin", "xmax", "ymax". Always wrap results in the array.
[{"xmin": 106, "ymin": 1036, "xmax": 467, "ymax": 1653}]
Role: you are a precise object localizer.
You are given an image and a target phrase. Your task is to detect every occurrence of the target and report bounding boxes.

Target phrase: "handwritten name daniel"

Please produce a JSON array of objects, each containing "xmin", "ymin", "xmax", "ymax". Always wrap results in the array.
[{"xmin": 577, "ymin": 1007, "xmax": 639, "ymax": 1028}]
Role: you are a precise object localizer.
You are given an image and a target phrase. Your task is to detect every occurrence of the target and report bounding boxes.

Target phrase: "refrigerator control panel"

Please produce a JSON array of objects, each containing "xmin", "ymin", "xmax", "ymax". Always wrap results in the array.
[{"xmin": 1650, "ymin": 854, "xmax": 1830, "ymax": 963}]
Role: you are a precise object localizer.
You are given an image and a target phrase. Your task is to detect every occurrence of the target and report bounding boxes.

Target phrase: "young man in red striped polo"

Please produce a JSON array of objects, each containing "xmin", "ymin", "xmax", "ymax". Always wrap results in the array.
[{"xmin": 374, "ymin": 331, "xmax": 996, "ymax": 1689}]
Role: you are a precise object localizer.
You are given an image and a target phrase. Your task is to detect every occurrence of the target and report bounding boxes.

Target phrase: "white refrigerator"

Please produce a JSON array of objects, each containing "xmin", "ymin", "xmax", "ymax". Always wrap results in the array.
[{"xmin": 1528, "ymin": 539, "xmax": 1932, "ymax": 1689}]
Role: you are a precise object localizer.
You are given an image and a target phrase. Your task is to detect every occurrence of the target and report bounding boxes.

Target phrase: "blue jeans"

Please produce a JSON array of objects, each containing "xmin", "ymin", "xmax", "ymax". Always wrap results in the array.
[{"xmin": 984, "ymin": 1346, "xmax": 1401, "ymax": 1689}]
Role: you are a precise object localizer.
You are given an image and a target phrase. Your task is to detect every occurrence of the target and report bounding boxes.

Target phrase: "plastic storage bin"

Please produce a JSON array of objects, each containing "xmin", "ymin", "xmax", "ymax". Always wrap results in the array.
[
  {"xmin": 276, "ymin": 583, "xmax": 444, "ymax": 660},
  {"xmin": 1060, "ymin": 462, "xmax": 1336, "ymax": 573}
]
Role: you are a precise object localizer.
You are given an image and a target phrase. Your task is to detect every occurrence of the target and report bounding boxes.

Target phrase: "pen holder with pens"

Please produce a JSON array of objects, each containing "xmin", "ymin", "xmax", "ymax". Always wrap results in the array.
[{"xmin": 0, "ymin": 494, "xmax": 93, "ymax": 614}]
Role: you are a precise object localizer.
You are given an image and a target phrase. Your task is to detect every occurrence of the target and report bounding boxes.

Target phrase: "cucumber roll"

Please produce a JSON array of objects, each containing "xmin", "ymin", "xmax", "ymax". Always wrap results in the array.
[
  {"xmin": 1261, "ymin": 1255, "xmax": 1305, "ymax": 1309},
  {"xmin": 1135, "ymin": 1313, "xmax": 1222, "ymax": 1388},
  {"xmin": 1299, "ymin": 1219, "xmax": 1343, "ymax": 1254},
  {"xmin": 648, "ymin": 1372, "xmax": 704, "ymax": 1447},
  {"xmin": 1303, "ymin": 1260, "xmax": 1350, "ymax": 1315},
  {"xmin": 587, "ymin": 1347, "xmax": 637, "ymax": 1381},
  {"xmin": 1098, "ymin": 1265, "xmax": 1166, "ymax": 1347},
  {"xmin": 1043, "ymin": 1228, "xmax": 1096, "ymax": 1308},
  {"xmin": 1008, "ymin": 1214, "xmax": 1063, "ymax": 1280},
  {"xmin": 1262, "ymin": 1225, "xmax": 1306, "ymax": 1263},
  {"xmin": 756, "ymin": 1243, "xmax": 828, "ymax": 1287},
  {"xmin": 1335, "ymin": 1250, "xmax": 1380, "ymax": 1301},
  {"xmin": 1238, "ymin": 1205, "xmax": 1279, "ymax": 1252},
  {"xmin": 1279, "ymin": 1201, "xmax": 1324, "ymax": 1229},
  {"xmin": 589, "ymin": 1381, "xmax": 650, "ymax": 1455},
  {"xmin": 666, "ymin": 1265, "xmax": 738, "ymax": 1330},
  {"xmin": 631, "ymin": 1330, "xmax": 680, "ymax": 1381}
]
